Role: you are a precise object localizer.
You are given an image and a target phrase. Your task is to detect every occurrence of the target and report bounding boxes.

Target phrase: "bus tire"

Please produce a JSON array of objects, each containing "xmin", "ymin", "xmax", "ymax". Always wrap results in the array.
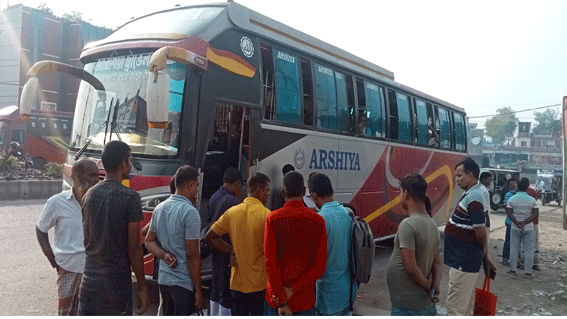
[
  {"xmin": 31, "ymin": 156, "xmax": 47, "ymax": 170},
  {"xmin": 557, "ymin": 199, "xmax": 561, "ymax": 206}
]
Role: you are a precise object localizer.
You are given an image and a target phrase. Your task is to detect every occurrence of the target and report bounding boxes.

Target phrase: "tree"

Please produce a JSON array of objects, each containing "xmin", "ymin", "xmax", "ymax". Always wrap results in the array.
[
  {"xmin": 62, "ymin": 11, "xmax": 83, "ymax": 22},
  {"xmin": 37, "ymin": 2, "xmax": 53, "ymax": 16},
  {"xmin": 484, "ymin": 107, "xmax": 518, "ymax": 145},
  {"xmin": 532, "ymin": 108, "xmax": 562, "ymax": 137}
]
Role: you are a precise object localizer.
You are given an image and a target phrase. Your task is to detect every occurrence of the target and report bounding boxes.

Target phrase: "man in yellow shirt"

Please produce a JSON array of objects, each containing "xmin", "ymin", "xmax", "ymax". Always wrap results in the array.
[{"xmin": 205, "ymin": 172, "xmax": 271, "ymax": 316}]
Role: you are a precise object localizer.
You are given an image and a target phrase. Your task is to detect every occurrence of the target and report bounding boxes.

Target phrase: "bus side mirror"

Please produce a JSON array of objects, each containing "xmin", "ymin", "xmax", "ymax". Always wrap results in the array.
[
  {"xmin": 146, "ymin": 71, "xmax": 170, "ymax": 129},
  {"xmin": 20, "ymin": 77, "xmax": 38, "ymax": 120}
]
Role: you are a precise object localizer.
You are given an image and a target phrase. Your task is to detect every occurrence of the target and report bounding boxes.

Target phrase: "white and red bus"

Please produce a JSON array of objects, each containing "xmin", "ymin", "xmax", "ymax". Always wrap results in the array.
[{"xmin": 21, "ymin": 2, "xmax": 468, "ymax": 276}]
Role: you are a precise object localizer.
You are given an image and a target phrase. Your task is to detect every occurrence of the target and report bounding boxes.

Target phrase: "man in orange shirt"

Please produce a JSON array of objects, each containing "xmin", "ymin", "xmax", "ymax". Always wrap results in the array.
[{"xmin": 264, "ymin": 171, "xmax": 327, "ymax": 316}]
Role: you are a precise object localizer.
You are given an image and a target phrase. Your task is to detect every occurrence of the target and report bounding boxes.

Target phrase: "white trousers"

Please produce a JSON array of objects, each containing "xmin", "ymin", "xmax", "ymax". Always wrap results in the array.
[
  {"xmin": 447, "ymin": 267, "xmax": 479, "ymax": 316},
  {"xmin": 210, "ymin": 300, "xmax": 232, "ymax": 316}
]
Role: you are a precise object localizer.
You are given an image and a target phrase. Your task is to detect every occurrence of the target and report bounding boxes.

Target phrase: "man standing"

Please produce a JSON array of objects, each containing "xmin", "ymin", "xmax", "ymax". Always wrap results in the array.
[
  {"xmin": 526, "ymin": 185, "xmax": 541, "ymax": 270},
  {"xmin": 78, "ymin": 141, "xmax": 149, "ymax": 315},
  {"xmin": 207, "ymin": 167, "xmax": 244, "ymax": 316},
  {"xmin": 205, "ymin": 172, "xmax": 271, "ymax": 316},
  {"xmin": 479, "ymin": 171, "xmax": 492, "ymax": 230},
  {"xmin": 264, "ymin": 171, "xmax": 327, "ymax": 316},
  {"xmin": 506, "ymin": 178, "xmax": 539, "ymax": 278},
  {"xmin": 502, "ymin": 178, "xmax": 518, "ymax": 266},
  {"xmin": 444, "ymin": 157, "xmax": 496, "ymax": 316},
  {"xmin": 310, "ymin": 173, "xmax": 358, "ymax": 316},
  {"xmin": 145, "ymin": 165, "xmax": 204, "ymax": 315},
  {"xmin": 36, "ymin": 159, "xmax": 99, "ymax": 315}
]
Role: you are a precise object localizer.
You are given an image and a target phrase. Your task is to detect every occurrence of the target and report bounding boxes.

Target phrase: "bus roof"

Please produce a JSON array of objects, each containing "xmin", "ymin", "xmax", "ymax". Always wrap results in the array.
[{"xmin": 83, "ymin": 2, "xmax": 465, "ymax": 114}]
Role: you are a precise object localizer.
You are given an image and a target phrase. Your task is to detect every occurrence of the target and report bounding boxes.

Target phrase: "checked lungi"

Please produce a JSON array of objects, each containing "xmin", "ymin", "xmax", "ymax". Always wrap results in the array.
[{"xmin": 57, "ymin": 268, "xmax": 82, "ymax": 315}]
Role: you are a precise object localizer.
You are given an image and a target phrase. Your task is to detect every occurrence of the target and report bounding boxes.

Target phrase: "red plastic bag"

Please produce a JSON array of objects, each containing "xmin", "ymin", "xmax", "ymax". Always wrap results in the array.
[{"xmin": 474, "ymin": 276, "xmax": 498, "ymax": 316}]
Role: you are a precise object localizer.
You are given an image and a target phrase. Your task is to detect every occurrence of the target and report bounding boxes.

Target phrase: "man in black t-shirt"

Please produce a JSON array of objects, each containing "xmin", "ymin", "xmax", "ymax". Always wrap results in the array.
[{"xmin": 78, "ymin": 141, "xmax": 149, "ymax": 315}]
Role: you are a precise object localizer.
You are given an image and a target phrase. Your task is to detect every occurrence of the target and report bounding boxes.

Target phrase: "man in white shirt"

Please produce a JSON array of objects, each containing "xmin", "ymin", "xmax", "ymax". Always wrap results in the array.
[
  {"xmin": 36, "ymin": 159, "xmax": 99, "ymax": 315},
  {"xmin": 479, "ymin": 172, "xmax": 492, "ymax": 232}
]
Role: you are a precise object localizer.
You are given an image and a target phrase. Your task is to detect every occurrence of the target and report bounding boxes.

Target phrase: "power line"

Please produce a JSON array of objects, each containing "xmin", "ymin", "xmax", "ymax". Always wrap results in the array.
[{"xmin": 467, "ymin": 104, "xmax": 561, "ymax": 119}]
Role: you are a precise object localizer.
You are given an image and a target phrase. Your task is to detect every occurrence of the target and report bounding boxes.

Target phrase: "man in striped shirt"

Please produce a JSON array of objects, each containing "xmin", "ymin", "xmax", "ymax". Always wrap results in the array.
[{"xmin": 444, "ymin": 157, "xmax": 497, "ymax": 316}]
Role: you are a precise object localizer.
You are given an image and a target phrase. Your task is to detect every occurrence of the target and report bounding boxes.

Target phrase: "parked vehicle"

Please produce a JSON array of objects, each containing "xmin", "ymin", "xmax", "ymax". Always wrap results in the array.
[
  {"xmin": 480, "ymin": 168, "xmax": 520, "ymax": 211},
  {"xmin": 535, "ymin": 173, "xmax": 562, "ymax": 206}
]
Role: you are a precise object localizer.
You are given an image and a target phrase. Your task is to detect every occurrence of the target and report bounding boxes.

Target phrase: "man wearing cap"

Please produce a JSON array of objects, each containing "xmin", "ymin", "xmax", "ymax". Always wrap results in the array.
[{"xmin": 207, "ymin": 167, "xmax": 244, "ymax": 316}]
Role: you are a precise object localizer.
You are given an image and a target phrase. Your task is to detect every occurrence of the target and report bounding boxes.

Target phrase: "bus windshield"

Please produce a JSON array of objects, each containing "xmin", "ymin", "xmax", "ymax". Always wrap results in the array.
[{"xmin": 70, "ymin": 52, "xmax": 187, "ymax": 157}]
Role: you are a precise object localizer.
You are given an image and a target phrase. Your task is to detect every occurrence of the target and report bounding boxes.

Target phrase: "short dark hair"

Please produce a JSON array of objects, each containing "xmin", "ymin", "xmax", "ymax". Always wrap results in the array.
[
  {"xmin": 247, "ymin": 172, "xmax": 270, "ymax": 192},
  {"xmin": 507, "ymin": 178, "xmax": 516, "ymax": 186},
  {"xmin": 479, "ymin": 172, "xmax": 492, "ymax": 182},
  {"xmin": 174, "ymin": 165, "xmax": 199, "ymax": 188},
  {"xmin": 518, "ymin": 177, "xmax": 530, "ymax": 192},
  {"xmin": 223, "ymin": 167, "xmax": 244, "ymax": 183},
  {"xmin": 282, "ymin": 164, "xmax": 295, "ymax": 176},
  {"xmin": 169, "ymin": 176, "xmax": 176, "ymax": 194},
  {"xmin": 101, "ymin": 140, "xmax": 131, "ymax": 173},
  {"xmin": 308, "ymin": 173, "xmax": 333, "ymax": 198},
  {"xmin": 400, "ymin": 173, "xmax": 428, "ymax": 202},
  {"xmin": 455, "ymin": 157, "xmax": 480, "ymax": 180},
  {"xmin": 283, "ymin": 171, "xmax": 304, "ymax": 197}
]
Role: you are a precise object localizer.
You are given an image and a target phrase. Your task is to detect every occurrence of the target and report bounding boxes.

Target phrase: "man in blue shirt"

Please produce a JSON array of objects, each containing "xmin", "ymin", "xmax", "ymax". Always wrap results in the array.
[
  {"xmin": 309, "ymin": 173, "xmax": 357, "ymax": 316},
  {"xmin": 207, "ymin": 167, "xmax": 243, "ymax": 316},
  {"xmin": 145, "ymin": 165, "xmax": 204, "ymax": 315},
  {"xmin": 502, "ymin": 178, "xmax": 517, "ymax": 266}
]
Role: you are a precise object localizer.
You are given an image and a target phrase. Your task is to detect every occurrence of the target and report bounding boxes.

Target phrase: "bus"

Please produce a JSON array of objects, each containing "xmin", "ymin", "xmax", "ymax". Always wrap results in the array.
[
  {"xmin": 20, "ymin": 2, "xmax": 468, "ymax": 276},
  {"xmin": 0, "ymin": 105, "xmax": 72, "ymax": 168}
]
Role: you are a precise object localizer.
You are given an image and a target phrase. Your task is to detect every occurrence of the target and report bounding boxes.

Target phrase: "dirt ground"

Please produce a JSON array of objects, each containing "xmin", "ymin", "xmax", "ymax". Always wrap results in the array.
[{"xmin": 484, "ymin": 204, "xmax": 567, "ymax": 316}]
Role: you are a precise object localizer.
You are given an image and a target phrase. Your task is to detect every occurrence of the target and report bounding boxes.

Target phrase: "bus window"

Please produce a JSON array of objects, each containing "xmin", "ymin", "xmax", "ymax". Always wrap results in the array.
[
  {"xmin": 365, "ymin": 81, "xmax": 385, "ymax": 138},
  {"xmin": 301, "ymin": 59, "xmax": 313, "ymax": 126},
  {"xmin": 356, "ymin": 79, "xmax": 367, "ymax": 135},
  {"xmin": 261, "ymin": 44, "xmax": 275, "ymax": 121},
  {"xmin": 426, "ymin": 103, "xmax": 438, "ymax": 147},
  {"xmin": 453, "ymin": 112, "xmax": 466, "ymax": 151},
  {"xmin": 273, "ymin": 48, "xmax": 302, "ymax": 124},
  {"xmin": 335, "ymin": 72, "xmax": 348, "ymax": 132},
  {"xmin": 387, "ymin": 90, "xmax": 398, "ymax": 140},
  {"xmin": 0, "ymin": 122, "xmax": 5, "ymax": 147},
  {"xmin": 396, "ymin": 93, "xmax": 411, "ymax": 143},
  {"xmin": 415, "ymin": 99, "xmax": 428, "ymax": 145},
  {"xmin": 12, "ymin": 130, "xmax": 25, "ymax": 144},
  {"xmin": 437, "ymin": 107, "xmax": 451, "ymax": 149},
  {"xmin": 343, "ymin": 74, "xmax": 354, "ymax": 133},
  {"xmin": 315, "ymin": 63, "xmax": 337, "ymax": 129}
]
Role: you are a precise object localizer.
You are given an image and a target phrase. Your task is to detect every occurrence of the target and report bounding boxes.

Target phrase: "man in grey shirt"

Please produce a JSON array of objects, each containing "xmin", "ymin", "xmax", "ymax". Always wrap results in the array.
[{"xmin": 145, "ymin": 165, "xmax": 204, "ymax": 315}]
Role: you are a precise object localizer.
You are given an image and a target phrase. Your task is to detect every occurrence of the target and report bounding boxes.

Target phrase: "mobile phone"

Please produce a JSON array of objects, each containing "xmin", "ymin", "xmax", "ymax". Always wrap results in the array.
[{"xmin": 430, "ymin": 288, "xmax": 436, "ymax": 299}]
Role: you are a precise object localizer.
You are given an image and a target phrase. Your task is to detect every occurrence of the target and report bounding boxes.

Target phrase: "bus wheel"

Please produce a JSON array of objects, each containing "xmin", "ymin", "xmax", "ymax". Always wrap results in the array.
[{"xmin": 31, "ymin": 156, "xmax": 47, "ymax": 170}]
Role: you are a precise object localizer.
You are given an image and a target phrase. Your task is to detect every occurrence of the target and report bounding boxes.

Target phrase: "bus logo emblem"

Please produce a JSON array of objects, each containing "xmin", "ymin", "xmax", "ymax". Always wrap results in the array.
[
  {"xmin": 240, "ymin": 37, "xmax": 254, "ymax": 58},
  {"xmin": 294, "ymin": 148, "xmax": 305, "ymax": 169}
]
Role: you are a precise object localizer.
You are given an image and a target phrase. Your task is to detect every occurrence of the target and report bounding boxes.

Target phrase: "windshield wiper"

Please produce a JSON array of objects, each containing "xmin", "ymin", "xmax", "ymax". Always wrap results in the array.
[{"xmin": 74, "ymin": 98, "xmax": 118, "ymax": 160}]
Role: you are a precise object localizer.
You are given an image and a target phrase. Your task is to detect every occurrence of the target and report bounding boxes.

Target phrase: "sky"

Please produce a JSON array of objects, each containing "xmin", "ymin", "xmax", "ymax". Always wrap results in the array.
[{"xmin": 3, "ymin": 0, "xmax": 567, "ymax": 128}]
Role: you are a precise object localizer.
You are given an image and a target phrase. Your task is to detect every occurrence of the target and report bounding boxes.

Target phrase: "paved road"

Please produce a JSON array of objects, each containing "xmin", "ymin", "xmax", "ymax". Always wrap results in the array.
[{"xmin": 0, "ymin": 198, "xmax": 563, "ymax": 315}]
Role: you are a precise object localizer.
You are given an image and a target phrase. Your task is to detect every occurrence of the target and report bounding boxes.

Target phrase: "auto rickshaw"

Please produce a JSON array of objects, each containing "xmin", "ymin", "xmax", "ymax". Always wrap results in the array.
[
  {"xmin": 535, "ymin": 173, "xmax": 562, "ymax": 206},
  {"xmin": 480, "ymin": 168, "xmax": 520, "ymax": 211}
]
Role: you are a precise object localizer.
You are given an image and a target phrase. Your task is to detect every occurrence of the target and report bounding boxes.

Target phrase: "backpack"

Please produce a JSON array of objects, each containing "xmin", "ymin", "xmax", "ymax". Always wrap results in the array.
[
  {"xmin": 348, "ymin": 210, "xmax": 375, "ymax": 284},
  {"xmin": 199, "ymin": 193, "xmax": 231, "ymax": 259},
  {"xmin": 345, "ymin": 206, "xmax": 375, "ymax": 311}
]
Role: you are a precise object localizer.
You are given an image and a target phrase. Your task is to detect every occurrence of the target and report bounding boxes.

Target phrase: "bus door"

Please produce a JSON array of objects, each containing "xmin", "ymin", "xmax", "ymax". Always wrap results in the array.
[{"xmin": 204, "ymin": 102, "xmax": 251, "ymax": 200}]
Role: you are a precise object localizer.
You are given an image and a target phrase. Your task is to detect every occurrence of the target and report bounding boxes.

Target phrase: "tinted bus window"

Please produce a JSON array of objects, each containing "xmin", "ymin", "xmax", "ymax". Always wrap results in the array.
[
  {"xmin": 336, "ymin": 72, "xmax": 349, "ymax": 132},
  {"xmin": 365, "ymin": 82, "xmax": 385, "ymax": 138},
  {"xmin": 273, "ymin": 49, "xmax": 302, "ymax": 124},
  {"xmin": 415, "ymin": 99, "xmax": 428, "ymax": 146},
  {"xmin": 438, "ymin": 107, "xmax": 451, "ymax": 149},
  {"xmin": 453, "ymin": 112, "xmax": 466, "ymax": 151},
  {"xmin": 396, "ymin": 93, "xmax": 411, "ymax": 142},
  {"xmin": 301, "ymin": 59, "xmax": 313, "ymax": 126},
  {"xmin": 315, "ymin": 63, "xmax": 337, "ymax": 129},
  {"xmin": 356, "ymin": 79, "xmax": 367, "ymax": 135}
]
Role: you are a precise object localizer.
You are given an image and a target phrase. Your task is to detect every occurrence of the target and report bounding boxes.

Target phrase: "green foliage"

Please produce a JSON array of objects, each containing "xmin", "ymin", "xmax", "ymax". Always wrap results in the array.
[
  {"xmin": 62, "ymin": 11, "xmax": 83, "ymax": 22},
  {"xmin": 37, "ymin": 2, "xmax": 54, "ymax": 16},
  {"xmin": 532, "ymin": 108, "xmax": 562, "ymax": 137},
  {"xmin": 45, "ymin": 162, "xmax": 63, "ymax": 178},
  {"xmin": 0, "ymin": 152, "xmax": 24, "ymax": 172},
  {"xmin": 484, "ymin": 107, "xmax": 518, "ymax": 144}
]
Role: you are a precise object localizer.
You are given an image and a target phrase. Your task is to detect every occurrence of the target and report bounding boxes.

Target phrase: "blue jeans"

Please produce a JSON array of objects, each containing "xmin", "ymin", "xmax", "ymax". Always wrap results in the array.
[
  {"xmin": 391, "ymin": 304, "xmax": 437, "ymax": 316},
  {"xmin": 510, "ymin": 228, "xmax": 536, "ymax": 273},
  {"xmin": 317, "ymin": 306, "xmax": 353, "ymax": 316},
  {"xmin": 503, "ymin": 222, "xmax": 511, "ymax": 260},
  {"xmin": 264, "ymin": 300, "xmax": 316, "ymax": 316}
]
